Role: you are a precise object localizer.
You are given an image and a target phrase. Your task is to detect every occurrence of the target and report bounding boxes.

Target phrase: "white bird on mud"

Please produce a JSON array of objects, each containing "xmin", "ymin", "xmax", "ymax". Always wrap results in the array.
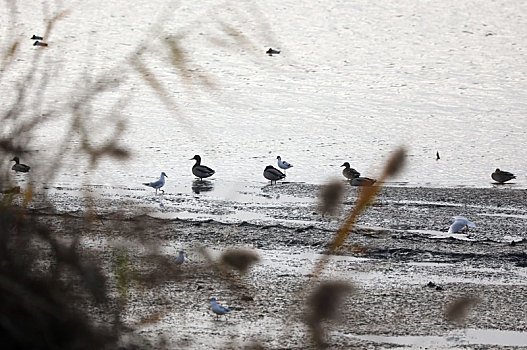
[
  {"xmin": 263, "ymin": 165, "xmax": 286, "ymax": 184},
  {"xmin": 276, "ymin": 155, "xmax": 293, "ymax": 174},
  {"xmin": 448, "ymin": 216, "xmax": 476, "ymax": 233},
  {"xmin": 491, "ymin": 169, "xmax": 516, "ymax": 184},
  {"xmin": 210, "ymin": 297, "xmax": 230, "ymax": 319},
  {"xmin": 190, "ymin": 155, "xmax": 215, "ymax": 180},
  {"xmin": 143, "ymin": 172, "xmax": 168, "ymax": 194},
  {"xmin": 11, "ymin": 157, "xmax": 31, "ymax": 172},
  {"xmin": 174, "ymin": 250, "xmax": 185, "ymax": 265}
]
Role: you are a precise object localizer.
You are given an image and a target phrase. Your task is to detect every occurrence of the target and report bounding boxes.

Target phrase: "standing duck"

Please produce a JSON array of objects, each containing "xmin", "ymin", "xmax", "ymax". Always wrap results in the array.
[
  {"xmin": 491, "ymin": 169, "xmax": 516, "ymax": 184},
  {"xmin": 31, "ymin": 35, "xmax": 43, "ymax": 40},
  {"xmin": 143, "ymin": 172, "xmax": 168, "ymax": 194},
  {"xmin": 190, "ymin": 155, "xmax": 215, "ymax": 180},
  {"xmin": 341, "ymin": 162, "xmax": 376, "ymax": 186},
  {"xmin": 341, "ymin": 162, "xmax": 360, "ymax": 180},
  {"xmin": 263, "ymin": 165, "xmax": 286, "ymax": 184},
  {"xmin": 277, "ymin": 155, "xmax": 293, "ymax": 174},
  {"xmin": 11, "ymin": 157, "xmax": 31, "ymax": 172}
]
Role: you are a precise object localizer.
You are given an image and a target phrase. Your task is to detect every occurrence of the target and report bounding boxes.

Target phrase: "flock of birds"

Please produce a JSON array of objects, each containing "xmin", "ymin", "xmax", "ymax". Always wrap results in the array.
[
  {"xmin": 7, "ymin": 152, "xmax": 519, "ymax": 316},
  {"xmin": 14, "ymin": 38, "xmax": 516, "ymax": 319},
  {"xmin": 9, "ymin": 154, "xmax": 518, "ymax": 189}
]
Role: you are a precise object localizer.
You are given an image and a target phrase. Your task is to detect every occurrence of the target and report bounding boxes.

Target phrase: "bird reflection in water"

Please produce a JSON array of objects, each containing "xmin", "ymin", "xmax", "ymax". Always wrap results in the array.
[{"xmin": 192, "ymin": 179, "xmax": 214, "ymax": 194}]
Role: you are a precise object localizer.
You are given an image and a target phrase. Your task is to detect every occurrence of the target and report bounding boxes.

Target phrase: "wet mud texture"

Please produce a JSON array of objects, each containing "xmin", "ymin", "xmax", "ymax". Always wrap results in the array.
[{"xmin": 25, "ymin": 185, "xmax": 527, "ymax": 349}]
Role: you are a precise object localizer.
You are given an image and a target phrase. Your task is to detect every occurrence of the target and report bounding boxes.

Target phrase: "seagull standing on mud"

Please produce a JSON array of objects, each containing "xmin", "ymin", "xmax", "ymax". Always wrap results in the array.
[
  {"xmin": 277, "ymin": 156, "xmax": 293, "ymax": 174},
  {"xmin": 210, "ymin": 297, "xmax": 230, "ymax": 319},
  {"xmin": 190, "ymin": 155, "xmax": 215, "ymax": 181},
  {"xmin": 174, "ymin": 251, "xmax": 185, "ymax": 265},
  {"xmin": 143, "ymin": 172, "xmax": 168, "ymax": 194},
  {"xmin": 491, "ymin": 169, "xmax": 516, "ymax": 184},
  {"xmin": 263, "ymin": 165, "xmax": 286, "ymax": 184},
  {"xmin": 448, "ymin": 216, "xmax": 476, "ymax": 233},
  {"xmin": 11, "ymin": 157, "xmax": 30, "ymax": 172}
]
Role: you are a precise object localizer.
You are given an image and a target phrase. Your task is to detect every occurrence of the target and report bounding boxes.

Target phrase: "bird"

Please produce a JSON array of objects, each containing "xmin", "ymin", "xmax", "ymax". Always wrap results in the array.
[
  {"xmin": 350, "ymin": 177, "xmax": 376, "ymax": 186},
  {"xmin": 341, "ymin": 162, "xmax": 361, "ymax": 180},
  {"xmin": 491, "ymin": 169, "xmax": 516, "ymax": 184},
  {"xmin": 33, "ymin": 41, "xmax": 48, "ymax": 47},
  {"xmin": 143, "ymin": 172, "xmax": 168, "ymax": 194},
  {"xmin": 190, "ymin": 155, "xmax": 215, "ymax": 181},
  {"xmin": 31, "ymin": 35, "xmax": 43, "ymax": 40},
  {"xmin": 210, "ymin": 297, "xmax": 230, "ymax": 319},
  {"xmin": 341, "ymin": 162, "xmax": 375, "ymax": 186},
  {"xmin": 11, "ymin": 157, "xmax": 30, "ymax": 172},
  {"xmin": 174, "ymin": 251, "xmax": 185, "ymax": 265},
  {"xmin": 276, "ymin": 156, "xmax": 293, "ymax": 174},
  {"xmin": 266, "ymin": 48, "xmax": 280, "ymax": 56},
  {"xmin": 263, "ymin": 165, "xmax": 286, "ymax": 184},
  {"xmin": 436, "ymin": 151, "xmax": 440, "ymax": 160},
  {"xmin": 448, "ymin": 216, "xmax": 476, "ymax": 233}
]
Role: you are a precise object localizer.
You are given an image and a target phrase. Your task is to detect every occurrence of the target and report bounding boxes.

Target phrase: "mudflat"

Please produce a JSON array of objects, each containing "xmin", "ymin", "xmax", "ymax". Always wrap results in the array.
[{"xmin": 23, "ymin": 184, "xmax": 527, "ymax": 349}]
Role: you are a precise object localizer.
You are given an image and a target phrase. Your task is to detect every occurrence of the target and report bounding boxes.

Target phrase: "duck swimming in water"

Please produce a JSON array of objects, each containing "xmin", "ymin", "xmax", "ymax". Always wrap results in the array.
[
  {"xmin": 190, "ymin": 155, "xmax": 215, "ymax": 180},
  {"xmin": 263, "ymin": 165, "xmax": 286, "ymax": 184},
  {"xmin": 143, "ymin": 172, "xmax": 168, "ymax": 194},
  {"xmin": 33, "ymin": 41, "xmax": 48, "ymax": 47},
  {"xmin": 11, "ymin": 157, "xmax": 30, "ymax": 172},
  {"xmin": 266, "ymin": 48, "xmax": 280, "ymax": 56},
  {"xmin": 491, "ymin": 169, "xmax": 516, "ymax": 184}
]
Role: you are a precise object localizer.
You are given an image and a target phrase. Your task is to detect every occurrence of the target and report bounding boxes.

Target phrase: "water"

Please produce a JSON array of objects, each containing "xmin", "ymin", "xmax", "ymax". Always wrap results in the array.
[{"xmin": 2, "ymin": 0, "xmax": 527, "ymax": 191}]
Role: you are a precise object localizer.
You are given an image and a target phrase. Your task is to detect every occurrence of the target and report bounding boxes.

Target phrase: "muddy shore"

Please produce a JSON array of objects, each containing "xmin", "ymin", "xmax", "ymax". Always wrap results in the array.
[{"xmin": 19, "ymin": 184, "xmax": 527, "ymax": 349}]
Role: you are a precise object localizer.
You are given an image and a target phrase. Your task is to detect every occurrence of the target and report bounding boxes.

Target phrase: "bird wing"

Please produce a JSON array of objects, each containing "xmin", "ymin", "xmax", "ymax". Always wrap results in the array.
[{"xmin": 448, "ymin": 219, "xmax": 466, "ymax": 233}]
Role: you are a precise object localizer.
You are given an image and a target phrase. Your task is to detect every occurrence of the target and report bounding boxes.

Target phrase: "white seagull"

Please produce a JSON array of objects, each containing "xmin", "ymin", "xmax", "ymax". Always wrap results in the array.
[
  {"xmin": 174, "ymin": 250, "xmax": 185, "ymax": 265},
  {"xmin": 210, "ymin": 297, "xmax": 230, "ymax": 319},
  {"xmin": 143, "ymin": 172, "xmax": 168, "ymax": 194},
  {"xmin": 276, "ymin": 155, "xmax": 293, "ymax": 174},
  {"xmin": 448, "ymin": 216, "xmax": 476, "ymax": 233},
  {"xmin": 263, "ymin": 165, "xmax": 286, "ymax": 184}
]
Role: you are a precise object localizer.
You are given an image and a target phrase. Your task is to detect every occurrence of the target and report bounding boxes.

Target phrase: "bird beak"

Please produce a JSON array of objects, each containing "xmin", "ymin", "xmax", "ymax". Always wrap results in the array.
[{"xmin": 189, "ymin": 157, "xmax": 194, "ymax": 160}]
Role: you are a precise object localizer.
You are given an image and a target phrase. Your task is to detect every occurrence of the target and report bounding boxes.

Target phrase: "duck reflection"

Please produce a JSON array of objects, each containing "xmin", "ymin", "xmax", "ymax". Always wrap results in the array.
[{"xmin": 192, "ymin": 179, "xmax": 214, "ymax": 194}]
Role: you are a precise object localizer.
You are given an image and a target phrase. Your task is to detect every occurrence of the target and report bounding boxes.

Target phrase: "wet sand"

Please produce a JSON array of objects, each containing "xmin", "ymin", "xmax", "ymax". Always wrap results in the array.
[{"xmin": 25, "ymin": 184, "xmax": 527, "ymax": 349}]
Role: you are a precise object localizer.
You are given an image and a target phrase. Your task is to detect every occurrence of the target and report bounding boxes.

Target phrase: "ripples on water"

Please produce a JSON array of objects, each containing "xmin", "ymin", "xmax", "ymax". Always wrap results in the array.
[{"xmin": 2, "ymin": 0, "xmax": 527, "ymax": 191}]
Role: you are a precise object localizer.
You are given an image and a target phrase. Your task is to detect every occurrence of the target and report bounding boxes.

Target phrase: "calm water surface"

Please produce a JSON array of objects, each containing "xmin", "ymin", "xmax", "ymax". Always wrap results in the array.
[{"xmin": 2, "ymin": 0, "xmax": 527, "ymax": 192}]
